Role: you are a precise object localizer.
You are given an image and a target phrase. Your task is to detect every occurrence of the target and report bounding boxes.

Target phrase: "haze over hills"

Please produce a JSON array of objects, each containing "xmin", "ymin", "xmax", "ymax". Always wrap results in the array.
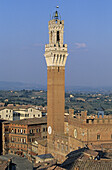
[
  {"xmin": 0, "ymin": 81, "xmax": 46, "ymax": 91},
  {"xmin": 0, "ymin": 81, "xmax": 112, "ymax": 93}
]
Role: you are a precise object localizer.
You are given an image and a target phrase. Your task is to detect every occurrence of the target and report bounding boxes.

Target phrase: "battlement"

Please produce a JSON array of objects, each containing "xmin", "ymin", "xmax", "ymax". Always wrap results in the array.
[
  {"xmin": 69, "ymin": 109, "xmax": 112, "ymax": 125},
  {"xmin": 49, "ymin": 19, "xmax": 64, "ymax": 27},
  {"xmin": 45, "ymin": 44, "xmax": 67, "ymax": 48}
]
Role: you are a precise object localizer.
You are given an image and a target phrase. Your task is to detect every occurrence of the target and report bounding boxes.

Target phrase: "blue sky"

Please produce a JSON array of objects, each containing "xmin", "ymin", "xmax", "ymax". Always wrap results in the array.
[{"xmin": 0, "ymin": 0, "xmax": 112, "ymax": 87}]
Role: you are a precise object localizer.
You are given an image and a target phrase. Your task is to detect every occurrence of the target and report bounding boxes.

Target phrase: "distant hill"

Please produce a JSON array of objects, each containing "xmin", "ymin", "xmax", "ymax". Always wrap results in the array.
[
  {"xmin": 0, "ymin": 81, "xmax": 46, "ymax": 90},
  {"xmin": 0, "ymin": 81, "xmax": 112, "ymax": 93},
  {"xmin": 65, "ymin": 85, "xmax": 112, "ymax": 93}
]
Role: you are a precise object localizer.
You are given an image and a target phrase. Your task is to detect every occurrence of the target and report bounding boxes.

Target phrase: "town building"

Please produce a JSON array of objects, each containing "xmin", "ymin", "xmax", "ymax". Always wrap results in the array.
[
  {"xmin": 0, "ymin": 119, "xmax": 8, "ymax": 155},
  {"xmin": 0, "ymin": 106, "xmax": 42, "ymax": 121},
  {"xmin": 2, "ymin": 116, "xmax": 47, "ymax": 158}
]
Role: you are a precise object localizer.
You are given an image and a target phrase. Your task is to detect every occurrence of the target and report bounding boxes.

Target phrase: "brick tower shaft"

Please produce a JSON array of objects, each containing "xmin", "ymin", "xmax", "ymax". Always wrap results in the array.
[{"xmin": 47, "ymin": 66, "xmax": 65, "ymax": 135}]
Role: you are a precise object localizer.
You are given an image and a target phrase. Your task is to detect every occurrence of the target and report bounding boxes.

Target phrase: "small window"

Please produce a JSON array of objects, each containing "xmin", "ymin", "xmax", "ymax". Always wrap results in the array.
[
  {"xmin": 11, "ymin": 137, "xmax": 14, "ymax": 142},
  {"xmin": 65, "ymin": 145, "xmax": 68, "ymax": 151},
  {"xmin": 111, "ymin": 134, "xmax": 112, "ymax": 139},
  {"xmin": 57, "ymin": 143, "xmax": 60, "ymax": 149},
  {"xmin": 97, "ymin": 134, "xmax": 100, "ymax": 140},
  {"xmin": 58, "ymin": 67, "xmax": 59, "ymax": 72},
  {"xmin": 61, "ymin": 144, "xmax": 64, "ymax": 151},
  {"xmin": 30, "ymin": 129, "xmax": 33, "ymax": 134},
  {"xmin": 43, "ymin": 128, "xmax": 45, "ymax": 132}
]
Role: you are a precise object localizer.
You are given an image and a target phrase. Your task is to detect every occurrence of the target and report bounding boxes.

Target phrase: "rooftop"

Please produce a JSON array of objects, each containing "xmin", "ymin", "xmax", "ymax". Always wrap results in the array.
[
  {"xmin": 37, "ymin": 154, "xmax": 54, "ymax": 160},
  {"xmin": 9, "ymin": 116, "xmax": 47, "ymax": 125}
]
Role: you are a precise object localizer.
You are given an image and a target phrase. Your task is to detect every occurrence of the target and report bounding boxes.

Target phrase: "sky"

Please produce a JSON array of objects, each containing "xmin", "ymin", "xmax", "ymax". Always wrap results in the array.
[{"xmin": 0, "ymin": 0, "xmax": 112, "ymax": 87}]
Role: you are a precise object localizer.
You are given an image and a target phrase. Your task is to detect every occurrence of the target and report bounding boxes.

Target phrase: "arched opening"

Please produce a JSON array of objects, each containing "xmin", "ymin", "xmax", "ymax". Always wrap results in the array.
[{"xmin": 57, "ymin": 31, "xmax": 60, "ymax": 42}]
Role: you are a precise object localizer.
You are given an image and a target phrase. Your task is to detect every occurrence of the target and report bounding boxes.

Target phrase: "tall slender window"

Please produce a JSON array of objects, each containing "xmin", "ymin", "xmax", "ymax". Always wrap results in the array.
[
  {"xmin": 51, "ymin": 31, "xmax": 52, "ymax": 43},
  {"xmin": 57, "ymin": 31, "xmax": 60, "ymax": 42}
]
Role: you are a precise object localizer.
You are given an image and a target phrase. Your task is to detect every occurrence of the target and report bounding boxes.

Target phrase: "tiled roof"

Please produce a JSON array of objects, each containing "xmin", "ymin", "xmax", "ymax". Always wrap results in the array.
[
  {"xmin": 37, "ymin": 153, "xmax": 54, "ymax": 160},
  {"xmin": 71, "ymin": 159, "xmax": 112, "ymax": 170},
  {"xmin": 10, "ymin": 116, "xmax": 47, "ymax": 125}
]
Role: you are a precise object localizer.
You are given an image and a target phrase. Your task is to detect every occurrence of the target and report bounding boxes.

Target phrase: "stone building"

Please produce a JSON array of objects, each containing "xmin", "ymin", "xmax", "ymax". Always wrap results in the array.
[
  {"xmin": 2, "ymin": 116, "xmax": 47, "ymax": 158},
  {"xmin": 44, "ymin": 9, "xmax": 112, "ymax": 163}
]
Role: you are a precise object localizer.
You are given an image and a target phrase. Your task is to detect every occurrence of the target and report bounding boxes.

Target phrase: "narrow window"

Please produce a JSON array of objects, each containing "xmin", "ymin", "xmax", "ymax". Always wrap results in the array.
[
  {"xmin": 57, "ymin": 143, "xmax": 60, "ymax": 149},
  {"xmin": 61, "ymin": 144, "xmax": 64, "ymax": 151},
  {"xmin": 97, "ymin": 134, "xmax": 100, "ymax": 140},
  {"xmin": 65, "ymin": 145, "xmax": 68, "ymax": 151},
  {"xmin": 58, "ymin": 67, "xmax": 59, "ymax": 72},
  {"xmin": 62, "ymin": 55, "xmax": 65, "ymax": 63},
  {"xmin": 51, "ymin": 31, "xmax": 52, "ymax": 43},
  {"xmin": 57, "ymin": 31, "xmax": 60, "ymax": 42},
  {"xmin": 53, "ymin": 54, "xmax": 55, "ymax": 63}
]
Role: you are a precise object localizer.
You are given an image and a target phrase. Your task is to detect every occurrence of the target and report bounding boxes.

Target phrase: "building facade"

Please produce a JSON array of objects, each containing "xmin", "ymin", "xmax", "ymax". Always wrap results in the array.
[
  {"xmin": 2, "ymin": 117, "xmax": 47, "ymax": 158},
  {"xmin": 0, "ymin": 107, "xmax": 42, "ymax": 121}
]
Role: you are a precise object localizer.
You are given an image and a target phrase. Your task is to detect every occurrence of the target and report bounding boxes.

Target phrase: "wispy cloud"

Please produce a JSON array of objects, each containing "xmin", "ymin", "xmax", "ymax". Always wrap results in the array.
[{"xmin": 75, "ymin": 42, "xmax": 87, "ymax": 49}]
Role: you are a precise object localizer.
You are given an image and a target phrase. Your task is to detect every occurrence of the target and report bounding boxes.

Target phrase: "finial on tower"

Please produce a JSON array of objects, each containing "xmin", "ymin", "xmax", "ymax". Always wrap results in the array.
[{"xmin": 54, "ymin": 6, "xmax": 60, "ymax": 20}]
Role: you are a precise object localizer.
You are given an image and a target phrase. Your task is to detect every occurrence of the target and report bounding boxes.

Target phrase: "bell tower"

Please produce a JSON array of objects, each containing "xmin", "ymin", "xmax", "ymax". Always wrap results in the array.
[{"xmin": 44, "ymin": 9, "xmax": 68, "ymax": 151}]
